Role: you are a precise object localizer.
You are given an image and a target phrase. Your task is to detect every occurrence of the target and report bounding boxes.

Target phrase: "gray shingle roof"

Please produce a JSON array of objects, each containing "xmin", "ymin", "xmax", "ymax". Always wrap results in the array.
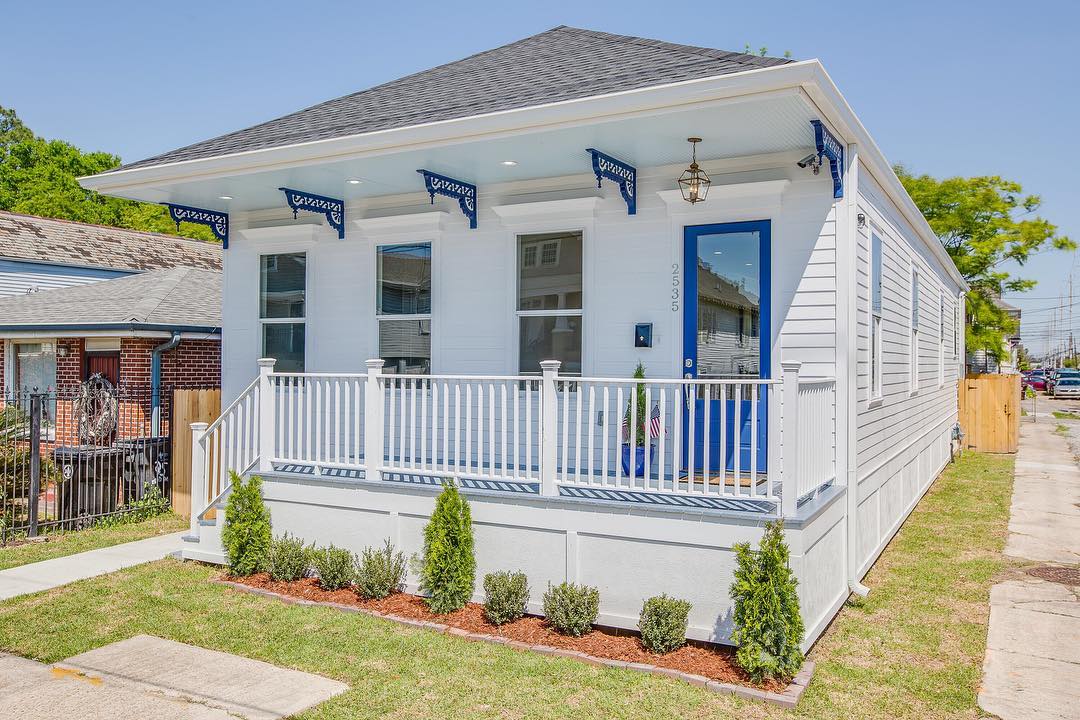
[
  {"xmin": 0, "ymin": 211, "xmax": 222, "ymax": 272},
  {"xmin": 0, "ymin": 267, "xmax": 221, "ymax": 331},
  {"xmin": 119, "ymin": 26, "xmax": 792, "ymax": 171}
]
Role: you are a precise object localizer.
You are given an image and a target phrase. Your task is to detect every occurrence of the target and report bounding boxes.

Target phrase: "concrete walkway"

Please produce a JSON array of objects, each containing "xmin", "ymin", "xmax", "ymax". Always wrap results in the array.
[
  {"xmin": 979, "ymin": 417, "xmax": 1080, "ymax": 720},
  {"xmin": 0, "ymin": 532, "xmax": 184, "ymax": 601},
  {"xmin": 0, "ymin": 635, "xmax": 347, "ymax": 720}
]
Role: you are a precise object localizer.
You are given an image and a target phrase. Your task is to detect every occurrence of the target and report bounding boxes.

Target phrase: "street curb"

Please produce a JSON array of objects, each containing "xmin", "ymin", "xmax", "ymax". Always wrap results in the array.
[{"xmin": 214, "ymin": 578, "xmax": 814, "ymax": 708}]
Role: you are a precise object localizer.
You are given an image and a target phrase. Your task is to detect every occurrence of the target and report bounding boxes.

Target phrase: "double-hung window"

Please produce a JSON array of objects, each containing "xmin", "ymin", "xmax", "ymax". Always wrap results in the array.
[
  {"xmin": 938, "ymin": 291, "xmax": 946, "ymax": 386},
  {"xmin": 260, "ymin": 252, "xmax": 306, "ymax": 373},
  {"xmin": 870, "ymin": 233, "xmax": 883, "ymax": 400},
  {"xmin": 377, "ymin": 243, "xmax": 432, "ymax": 374},
  {"xmin": 517, "ymin": 231, "xmax": 583, "ymax": 374},
  {"xmin": 910, "ymin": 266, "xmax": 919, "ymax": 391}
]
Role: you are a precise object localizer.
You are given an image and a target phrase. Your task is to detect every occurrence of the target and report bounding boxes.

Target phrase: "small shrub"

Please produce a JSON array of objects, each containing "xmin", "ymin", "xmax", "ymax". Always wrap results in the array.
[
  {"xmin": 221, "ymin": 472, "xmax": 271, "ymax": 576},
  {"xmin": 267, "ymin": 532, "xmax": 312, "ymax": 582},
  {"xmin": 638, "ymin": 594, "xmax": 692, "ymax": 654},
  {"xmin": 542, "ymin": 582, "xmax": 599, "ymax": 637},
  {"xmin": 483, "ymin": 571, "xmax": 529, "ymax": 625},
  {"xmin": 730, "ymin": 519, "xmax": 805, "ymax": 682},
  {"xmin": 355, "ymin": 539, "xmax": 408, "ymax": 599},
  {"xmin": 312, "ymin": 545, "xmax": 355, "ymax": 591},
  {"xmin": 419, "ymin": 482, "xmax": 475, "ymax": 613}
]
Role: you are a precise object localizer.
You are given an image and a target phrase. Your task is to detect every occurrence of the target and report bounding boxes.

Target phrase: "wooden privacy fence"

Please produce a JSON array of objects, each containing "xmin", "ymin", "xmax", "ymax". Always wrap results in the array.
[
  {"xmin": 958, "ymin": 374, "xmax": 1020, "ymax": 453},
  {"xmin": 171, "ymin": 388, "xmax": 221, "ymax": 518}
]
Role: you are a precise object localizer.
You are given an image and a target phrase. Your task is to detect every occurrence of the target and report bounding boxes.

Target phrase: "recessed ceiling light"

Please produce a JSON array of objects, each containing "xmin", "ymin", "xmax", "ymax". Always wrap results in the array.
[
  {"xmin": 501, "ymin": 160, "xmax": 518, "ymax": 166},
  {"xmin": 347, "ymin": 178, "xmax": 363, "ymax": 184},
  {"xmin": 218, "ymin": 195, "xmax": 232, "ymax": 200},
  {"xmin": 745, "ymin": 262, "xmax": 753, "ymax": 267}
]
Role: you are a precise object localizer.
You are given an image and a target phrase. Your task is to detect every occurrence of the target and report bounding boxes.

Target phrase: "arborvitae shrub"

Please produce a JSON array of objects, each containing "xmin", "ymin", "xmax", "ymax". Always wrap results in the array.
[
  {"xmin": 312, "ymin": 545, "xmax": 355, "ymax": 590},
  {"xmin": 355, "ymin": 539, "xmax": 407, "ymax": 599},
  {"xmin": 542, "ymin": 582, "xmax": 599, "ymax": 637},
  {"xmin": 483, "ymin": 571, "xmax": 529, "ymax": 625},
  {"xmin": 419, "ymin": 483, "xmax": 476, "ymax": 613},
  {"xmin": 268, "ymin": 532, "xmax": 312, "ymax": 582},
  {"xmin": 730, "ymin": 519, "xmax": 805, "ymax": 682},
  {"xmin": 638, "ymin": 594, "xmax": 692, "ymax": 654},
  {"xmin": 221, "ymin": 472, "xmax": 271, "ymax": 576}
]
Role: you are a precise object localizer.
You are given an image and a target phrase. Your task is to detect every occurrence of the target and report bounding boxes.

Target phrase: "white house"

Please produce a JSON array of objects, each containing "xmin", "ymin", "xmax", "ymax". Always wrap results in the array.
[{"xmin": 81, "ymin": 26, "xmax": 967, "ymax": 648}]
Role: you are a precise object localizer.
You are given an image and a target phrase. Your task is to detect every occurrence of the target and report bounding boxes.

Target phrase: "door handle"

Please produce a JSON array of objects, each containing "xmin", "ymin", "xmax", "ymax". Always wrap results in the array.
[{"xmin": 683, "ymin": 374, "xmax": 693, "ymax": 410}]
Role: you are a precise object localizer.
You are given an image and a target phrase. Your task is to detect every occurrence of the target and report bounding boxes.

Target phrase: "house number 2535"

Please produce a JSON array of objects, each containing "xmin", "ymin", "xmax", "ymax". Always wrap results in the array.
[{"xmin": 670, "ymin": 263, "xmax": 680, "ymax": 312}]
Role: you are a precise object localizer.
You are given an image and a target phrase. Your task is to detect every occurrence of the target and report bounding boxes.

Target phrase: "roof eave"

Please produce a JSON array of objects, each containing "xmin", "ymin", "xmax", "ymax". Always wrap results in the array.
[{"xmin": 0, "ymin": 323, "xmax": 221, "ymax": 334}]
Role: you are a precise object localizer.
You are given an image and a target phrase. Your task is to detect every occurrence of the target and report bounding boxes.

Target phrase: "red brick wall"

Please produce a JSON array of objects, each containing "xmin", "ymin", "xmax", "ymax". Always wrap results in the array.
[
  {"xmin": 56, "ymin": 338, "xmax": 84, "ymax": 390},
  {"xmin": 119, "ymin": 337, "xmax": 220, "ymax": 389}
]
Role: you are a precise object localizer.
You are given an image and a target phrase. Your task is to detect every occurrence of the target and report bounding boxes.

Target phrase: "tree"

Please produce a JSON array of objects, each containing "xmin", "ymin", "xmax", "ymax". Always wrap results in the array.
[
  {"xmin": 419, "ymin": 482, "xmax": 475, "ymax": 613},
  {"xmin": 897, "ymin": 167, "xmax": 1073, "ymax": 362},
  {"xmin": 0, "ymin": 105, "xmax": 214, "ymax": 242}
]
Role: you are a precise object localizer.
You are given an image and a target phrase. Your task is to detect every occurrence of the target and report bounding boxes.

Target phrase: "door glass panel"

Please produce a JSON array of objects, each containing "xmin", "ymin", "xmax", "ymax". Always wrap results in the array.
[{"xmin": 695, "ymin": 231, "xmax": 761, "ymax": 378}]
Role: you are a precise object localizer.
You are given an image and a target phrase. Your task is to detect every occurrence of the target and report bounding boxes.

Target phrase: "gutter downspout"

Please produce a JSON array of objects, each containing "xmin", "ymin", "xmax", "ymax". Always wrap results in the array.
[{"xmin": 151, "ymin": 332, "xmax": 181, "ymax": 435}]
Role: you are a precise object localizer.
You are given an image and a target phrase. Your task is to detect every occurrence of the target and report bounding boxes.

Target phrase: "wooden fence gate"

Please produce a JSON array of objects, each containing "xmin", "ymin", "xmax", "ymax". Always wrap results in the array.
[
  {"xmin": 958, "ymin": 374, "xmax": 1020, "ymax": 453},
  {"xmin": 171, "ymin": 389, "xmax": 221, "ymax": 518}
]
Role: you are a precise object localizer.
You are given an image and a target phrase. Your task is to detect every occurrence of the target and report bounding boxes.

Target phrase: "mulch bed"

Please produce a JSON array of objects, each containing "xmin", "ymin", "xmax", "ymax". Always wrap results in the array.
[{"xmin": 227, "ymin": 573, "xmax": 785, "ymax": 692}]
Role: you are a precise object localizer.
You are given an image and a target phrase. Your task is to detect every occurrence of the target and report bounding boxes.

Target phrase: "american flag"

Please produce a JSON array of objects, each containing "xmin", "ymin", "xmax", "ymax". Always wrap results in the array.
[{"xmin": 623, "ymin": 404, "xmax": 663, "ymax": 440}]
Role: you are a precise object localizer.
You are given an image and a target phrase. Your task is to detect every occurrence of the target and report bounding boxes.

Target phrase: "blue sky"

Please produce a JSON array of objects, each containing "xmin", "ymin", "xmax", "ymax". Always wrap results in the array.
[{"xmin": 3, "ymin": 0, "xmax": 1077, "ymax": 354}]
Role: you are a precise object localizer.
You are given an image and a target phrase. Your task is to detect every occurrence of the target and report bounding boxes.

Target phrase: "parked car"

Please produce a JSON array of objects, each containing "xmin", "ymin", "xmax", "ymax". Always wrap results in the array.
[
  {"xmin": 1025, "ymin": 370, "xmax": 1047, "ymax": 392},
  {"xmin": 1053, "ymin": 377, "xmax": 1080, "ymax": 398},
  {"xmin": 1048, "ymin": 369, "xmax": 1080, "ymax": 394}
]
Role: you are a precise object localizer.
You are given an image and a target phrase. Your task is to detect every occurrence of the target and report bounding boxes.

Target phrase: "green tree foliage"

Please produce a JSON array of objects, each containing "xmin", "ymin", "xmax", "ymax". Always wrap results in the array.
[
  {"xmin": 221, "ymin": 472, "xmax": 272, "ymax": 576},
  {"xmin": 730, "ymin": 520, "xmax": 804, "ymax": 682},
  {"xmin": 0, "ymin": 105, "xmax": 214, "ymax": 241},
  {"xmin": 624, "ymin": 361, "xmax": 648, "ymax": 447},
  {"xmin": 419, "ymin": 482, "xmax": 476, "ymax": 613},
  {"xmin": 897, "ymin": 166, "xmax": 1073, "ymax": 362}
]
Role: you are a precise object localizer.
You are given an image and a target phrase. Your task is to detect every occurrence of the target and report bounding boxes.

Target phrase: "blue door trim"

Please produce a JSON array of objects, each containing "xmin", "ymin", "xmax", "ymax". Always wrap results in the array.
[
  {"xmin": 682, "ymin": 220, "xmax": 771, "ymax": 379},
  {"xmin": 682, "ymin": 220, "xmax": 771, "ymax": 474}
]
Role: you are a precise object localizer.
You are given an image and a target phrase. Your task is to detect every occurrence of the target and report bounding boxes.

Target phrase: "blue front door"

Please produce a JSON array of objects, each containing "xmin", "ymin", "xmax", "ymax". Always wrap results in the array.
[{"xmin": 682, "ymin": 221, "xmax": 770, "ymax": 474}]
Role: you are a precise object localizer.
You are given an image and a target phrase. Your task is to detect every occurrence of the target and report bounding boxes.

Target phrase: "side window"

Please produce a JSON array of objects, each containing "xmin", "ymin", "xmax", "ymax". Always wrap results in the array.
[
  {"xmin": 870, "ymin": 233, "xmax": 883, "ymax": 400},
  {"xmin": 517, "ymin": 231, "xmax": 583, "ymax": 374},
  {"xmin": 260, "ymin": 252, "xmax": 306, "ymax": 373},
  {"xmin": 377, "ymin": 243, "xmax": 432, "ymax": 374},
  {"xmin": 910, "ymin": 266, "xmax": 919, "ymax": 391}
]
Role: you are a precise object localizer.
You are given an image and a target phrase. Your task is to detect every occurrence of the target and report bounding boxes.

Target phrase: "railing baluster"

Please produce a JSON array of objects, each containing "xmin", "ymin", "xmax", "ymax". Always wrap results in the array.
[{"xmin": 750, "ymin": 383, "xmax": 758, "ymax": 497}]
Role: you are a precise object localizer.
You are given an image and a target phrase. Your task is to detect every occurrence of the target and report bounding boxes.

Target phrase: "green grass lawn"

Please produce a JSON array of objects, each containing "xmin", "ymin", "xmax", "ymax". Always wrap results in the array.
[
  {"xmin": 0, "ymin": 513, "xmax": 187, "ymax": 571},
  {"xmin": 1051, "ymin": 410, "xmax": 1080, "ymax": 420},
  {"xmin": 0, "ymin": 452, "xmax": 1014, "ymax": 719}
]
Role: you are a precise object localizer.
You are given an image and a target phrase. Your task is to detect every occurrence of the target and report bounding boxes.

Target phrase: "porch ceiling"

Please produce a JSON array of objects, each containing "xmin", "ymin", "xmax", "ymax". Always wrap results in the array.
[{"xmin": 99, "ymin": 91, "xmax": 820, "ymax": 213}]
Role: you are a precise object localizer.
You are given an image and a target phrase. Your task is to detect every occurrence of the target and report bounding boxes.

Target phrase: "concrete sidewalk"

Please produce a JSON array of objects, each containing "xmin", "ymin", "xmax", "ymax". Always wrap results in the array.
[
  {"xmin": 0, "ymin": 532, "xmax": 184, "ymax": 601},
  {"xmin": 978, "ymin": 419, "xmax": 1080, "ymax": 720}
]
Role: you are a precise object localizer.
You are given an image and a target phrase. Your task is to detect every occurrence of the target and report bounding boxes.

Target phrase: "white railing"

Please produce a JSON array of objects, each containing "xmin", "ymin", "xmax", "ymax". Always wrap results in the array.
[
  {"xmin": 188, "ymin": 364, "xmax": 264, "ymax": 536},
  {"xmin": 795, "ymin": 376, "xmax": 837, "ymax": 500},
  {"xmin": 193, "ymin": 358, "xmax": 837, "ymax": 519},
  {"xmin": 553, "ymin": 375, "xmax": 778, "ymax": 499}
]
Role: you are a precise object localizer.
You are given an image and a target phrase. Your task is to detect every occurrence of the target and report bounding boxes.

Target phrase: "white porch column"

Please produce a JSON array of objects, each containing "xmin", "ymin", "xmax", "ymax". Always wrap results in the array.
[
  {"xmin": 780, "ymin": 361, "xmax": 801, "ymax": 518},
  {"xmin": 257, "ymin": 358, "xmax": 276, "ymax": 473},
  {"xmin": 365, "ymin": 359, "xmax": 386, "ymax": 482},
  {"xmin": 189, "ymin": 421, "xmax": 209, "ymax": 537},
  {"xmin": 540, "ymin": 360, "xmax": 561, "ymax": 496}
]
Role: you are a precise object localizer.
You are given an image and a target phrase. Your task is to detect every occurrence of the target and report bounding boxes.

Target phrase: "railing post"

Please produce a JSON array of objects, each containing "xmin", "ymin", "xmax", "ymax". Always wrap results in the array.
[
  {"xmin": 189, "ymin": 421, "xmax": 209, "ymax": 537},
  {"xmin": 365, "ymin": 359, "xmax": 386, "ymax": 482},
  {"xmin": 540, "ymin": 360, "xmax": 561, "ymax": 497},
  {"xmin": 27, "ymin": 393, "xmax": 42, "ymax": 538},
  {"xmin": 781, "ymin": 361, "xmax": 801, "ymax": 518},
  {"xmin": 257, "ymin": 358, "xmax": 276, "ymax": 473}
]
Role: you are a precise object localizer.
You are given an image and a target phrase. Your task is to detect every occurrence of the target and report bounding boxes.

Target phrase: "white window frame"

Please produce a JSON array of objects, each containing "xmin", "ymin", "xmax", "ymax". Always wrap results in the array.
[
  {"xmin": 938, "ymin": 290, "xmax": 946, "ymax": 387},
  {"xmin": 514, "ymin": 228, "xmax": 585, "ymax": 376},
  {"xmin": 869, "ymin": 232, "xmax": 883, "ymax": 404},
  {"xmin": 910, "ymin": 264, "xmax": 919, "ymax": 394},
  {"xmin": 258, "ymin": 251, "xmax": 308, "ymax": 374},
  {"xmin": 375, "ymin": 240, "xmax": 434, "ymax": 374}
]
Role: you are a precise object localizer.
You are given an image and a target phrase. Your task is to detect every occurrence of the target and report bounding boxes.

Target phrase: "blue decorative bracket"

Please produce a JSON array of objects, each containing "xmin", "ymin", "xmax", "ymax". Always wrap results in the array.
[
  {"xmin": 279, "ymin": 187, "xmax": 345, "ymax": 239},
  {"xmin": 416, "ymin": 170, "xmax": 477, "ymax": 229},
  {"xmin": 811, "ymin": 120, "xmax": 844, "ymax": 199},
  {"xmin": 165, "ymin": 204, "xmax": 229, "ymax": 248},
  {"xmin": 586, "ymin": 148, "xmax": 636, "ymax": 215}
]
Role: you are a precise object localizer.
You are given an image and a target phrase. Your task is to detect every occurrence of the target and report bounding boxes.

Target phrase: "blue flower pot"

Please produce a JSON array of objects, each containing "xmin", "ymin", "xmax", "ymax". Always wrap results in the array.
[{"xmin": 620, "ymin": 443, "xmax": 655, "ymax": 478}]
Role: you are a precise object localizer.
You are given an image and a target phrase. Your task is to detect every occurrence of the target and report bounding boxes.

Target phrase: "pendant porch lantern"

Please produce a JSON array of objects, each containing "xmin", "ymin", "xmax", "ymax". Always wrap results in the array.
[{"xmin": 677, "ymin": 137, "xmax": 711, "ymax": 204}]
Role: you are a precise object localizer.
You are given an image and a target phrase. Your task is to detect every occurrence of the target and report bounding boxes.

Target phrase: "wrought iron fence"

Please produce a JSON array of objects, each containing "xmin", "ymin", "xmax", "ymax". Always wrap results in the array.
[{"xmin": 0, "ymin": 382, "xmax": 210, "ymax": 543}]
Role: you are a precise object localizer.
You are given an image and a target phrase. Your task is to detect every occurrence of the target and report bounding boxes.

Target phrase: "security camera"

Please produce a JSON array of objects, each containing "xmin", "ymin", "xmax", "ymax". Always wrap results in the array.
[{"xmin": 797, "ymin": 153, "xmax": 821, "ymax": 174}]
